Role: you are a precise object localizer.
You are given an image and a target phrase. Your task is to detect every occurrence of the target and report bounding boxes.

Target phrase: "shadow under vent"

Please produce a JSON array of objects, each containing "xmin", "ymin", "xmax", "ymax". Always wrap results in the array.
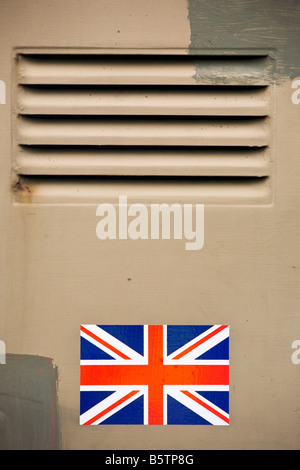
[{"xmin": 13, "ymin": 52, "xmax": 273, "ymax": 204}]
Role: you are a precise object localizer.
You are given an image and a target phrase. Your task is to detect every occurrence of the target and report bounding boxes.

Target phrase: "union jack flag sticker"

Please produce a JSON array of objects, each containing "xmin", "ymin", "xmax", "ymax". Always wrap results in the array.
[{"xmin": 80, "ymin": 324, "xmax": 229, "ymax": 425}]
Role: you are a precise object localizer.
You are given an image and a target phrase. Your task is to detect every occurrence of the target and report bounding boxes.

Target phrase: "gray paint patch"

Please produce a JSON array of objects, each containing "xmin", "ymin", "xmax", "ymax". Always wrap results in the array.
[
  {"xmin": 0, "ymin": 354, "xmax": 59, "ymax": 450},
  {"xmin": 188, "ymin": 0, "xmax": 300, "ymax": 81}
]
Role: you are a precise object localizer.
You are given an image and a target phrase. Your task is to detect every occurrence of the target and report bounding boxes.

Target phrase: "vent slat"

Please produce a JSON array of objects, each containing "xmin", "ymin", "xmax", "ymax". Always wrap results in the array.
[
  {"xmin": 17, "ymin": 86, "xmax": 270, "ymax": 116},
  {"xmin": 15, "ymin": 147, "xmax": 270, "ymax": 177},
  {"xmin": 13, "ymin": 176, "xmax": 271, "ymax": 205},
  {"xmin": 18, "ymin": 116, "xmax": 269, "ymax": 147},
  {"xmin": 17, "ymin": 54, "xmax": 273, "ymax": 86}
]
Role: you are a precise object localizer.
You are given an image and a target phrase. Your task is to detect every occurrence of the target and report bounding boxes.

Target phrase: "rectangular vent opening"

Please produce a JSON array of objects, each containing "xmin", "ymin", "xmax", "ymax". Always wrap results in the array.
[{"xmin": 13, "ymin": 51, "xmax": 274, "ymax": 204}]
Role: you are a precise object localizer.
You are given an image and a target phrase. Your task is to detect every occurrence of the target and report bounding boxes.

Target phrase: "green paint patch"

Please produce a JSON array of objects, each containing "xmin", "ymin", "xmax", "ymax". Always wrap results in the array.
[
  {"xmin": 0, "ymin": 354, "xmax": 59, "ymax": 450},
  {"xmin": 188, "ymin": 0, "xmax": 300, "ymax": 81}
]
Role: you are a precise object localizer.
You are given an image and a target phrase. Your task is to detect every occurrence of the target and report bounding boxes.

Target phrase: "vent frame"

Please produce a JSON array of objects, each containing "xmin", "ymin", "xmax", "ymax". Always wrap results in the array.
[{"xmin": 12, "ymin": 48, "xmax": 276, "ymax": 205}]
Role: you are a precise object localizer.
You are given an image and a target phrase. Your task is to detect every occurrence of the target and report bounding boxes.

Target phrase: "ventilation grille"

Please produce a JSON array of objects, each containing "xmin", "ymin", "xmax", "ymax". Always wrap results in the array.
[{"xmin": 13, "ymin": 52, "xmax": 274, "ymax": 204}]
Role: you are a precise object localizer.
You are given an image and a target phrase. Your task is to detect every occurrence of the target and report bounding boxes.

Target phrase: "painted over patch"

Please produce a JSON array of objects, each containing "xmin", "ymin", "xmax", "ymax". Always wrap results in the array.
[
  {"xmin": 0, "ymin": 354, "xmax": 59, "ymax": 450},
  {"xmin": 188, "ymin": 0, "xmax": 300, "ymax": 81}
]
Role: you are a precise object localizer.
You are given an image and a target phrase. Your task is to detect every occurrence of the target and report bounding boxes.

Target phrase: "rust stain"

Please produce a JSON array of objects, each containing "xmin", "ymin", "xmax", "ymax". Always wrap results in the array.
[{"xmin": 12, "ymin": 178, "xmax": 33, "ymax": 203}]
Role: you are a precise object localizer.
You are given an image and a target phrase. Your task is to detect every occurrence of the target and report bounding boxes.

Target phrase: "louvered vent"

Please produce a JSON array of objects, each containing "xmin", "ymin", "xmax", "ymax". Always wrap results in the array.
[{"xmin": 13, "ymin": 51, "xmax": 274, "ymax": 204}]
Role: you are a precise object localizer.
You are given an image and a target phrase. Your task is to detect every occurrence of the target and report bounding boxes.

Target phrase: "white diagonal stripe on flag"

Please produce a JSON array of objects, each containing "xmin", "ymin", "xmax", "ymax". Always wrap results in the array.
[
  {"xmin": 80, "ymin": 386, "xmax": 147, "ymax": 425},
  {"xmin": 166, "ymin": 387, "xmax": 229, "ymax": 425},
  {"xmin": 165, "ymin": 325, "xmax": 229, "ymax": 364},
  {"xmin": 80, "ymin": 324, "xmax": 147, "ymax": 363}
]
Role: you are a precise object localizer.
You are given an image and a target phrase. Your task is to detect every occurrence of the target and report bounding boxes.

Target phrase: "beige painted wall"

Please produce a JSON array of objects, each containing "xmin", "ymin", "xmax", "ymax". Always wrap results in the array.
[{"xmin": 0, "ymin": 0, "xmax": 299, "ymax": 449}]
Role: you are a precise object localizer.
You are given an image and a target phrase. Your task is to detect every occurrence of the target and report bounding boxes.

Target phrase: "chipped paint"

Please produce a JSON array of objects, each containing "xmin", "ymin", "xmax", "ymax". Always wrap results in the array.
[{"xmin": 12, "ymin": 177, "xmax": 34, "ymax": 204}]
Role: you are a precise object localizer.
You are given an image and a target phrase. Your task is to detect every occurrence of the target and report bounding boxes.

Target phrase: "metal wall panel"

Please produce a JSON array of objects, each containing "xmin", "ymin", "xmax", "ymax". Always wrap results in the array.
[{"xmin": 0, "ymin": 0, "xmax": 299, "ymax": 450}]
